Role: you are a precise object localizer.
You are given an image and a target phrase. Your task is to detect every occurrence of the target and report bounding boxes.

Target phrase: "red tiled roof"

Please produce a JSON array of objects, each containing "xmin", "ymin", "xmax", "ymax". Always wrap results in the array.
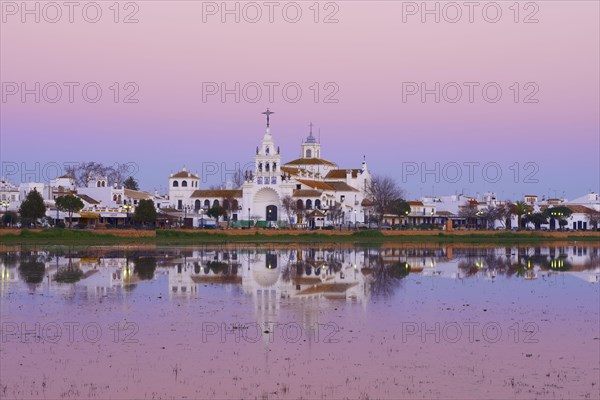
[
  {"xmin": 408, "ymin": 201, "xmax": 424, "ymax": 206},
  {"xmin": 293, "ymin": 189, "xmax": 323, "ymax": 197},
  {"xmin": 171, "ymin": 170, "xmax": 199, "ymax": 179},
  {"xmin": 284, "ymin": 158, "xmax": 337, "ymax": 167},
  {"xmin": 124, "ymin": 189, "xmax": 152, "ymax": 200},
  {"xmin": 77, "ymin": 194, "xmax": 100, "ymax": 205},
  {"xmin": 324, "ymin": 181, "xmax": 359, "ymax": 192},
  {"xmin": 191, "ymin": 189, "xmax": 242, "ymax": 198},
  {"xmin": 325, "ymin": 169, "xmax": 361, "ymax": 179},
  {"xmin": 297, "ymin": 179, "xmax": 333, "ymax": 191}
]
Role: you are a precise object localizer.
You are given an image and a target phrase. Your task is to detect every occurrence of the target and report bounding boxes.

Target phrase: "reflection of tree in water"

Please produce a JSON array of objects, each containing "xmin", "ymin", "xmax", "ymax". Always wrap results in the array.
[
  {"xmin": 365, "ymin": 257, "xmax": 410, "ymax": 298},
  {"xmin": 204, "ymin": 261, "xmax": 238, "ymax": 276},
  {"xmin": 541, "ymin": 255, "xmax": 572, "ymax": 272},
  {"xmin": 134, "ymin": 257, "xmax": 157, "ymax": 280},
  {"xmin": 1, "ymin": 252, "xmax": 19, "ymax": 269},
  {"xmin": 18, "ymin": 258, "xmax": 46, "ymax": 286},
  {"xmin": 53, "ymin": 256, "xmax": 83, "ymax": 283}
]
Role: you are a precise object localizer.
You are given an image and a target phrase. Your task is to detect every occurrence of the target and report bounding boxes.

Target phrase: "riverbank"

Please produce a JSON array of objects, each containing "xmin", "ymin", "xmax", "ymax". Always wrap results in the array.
[{"xmin": 1, "ymin": 228, "xmax": 599, "ymax": 245}]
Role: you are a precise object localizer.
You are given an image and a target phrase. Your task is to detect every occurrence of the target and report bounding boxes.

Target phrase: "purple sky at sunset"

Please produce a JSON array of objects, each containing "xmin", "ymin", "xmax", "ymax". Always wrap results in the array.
[{"xmin": 1, "ymin": 1, "xmax": 598, "ymax": 199}]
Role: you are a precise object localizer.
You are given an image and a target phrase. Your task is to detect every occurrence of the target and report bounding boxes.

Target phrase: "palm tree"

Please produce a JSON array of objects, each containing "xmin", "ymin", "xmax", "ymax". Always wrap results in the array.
[{"xmin": 510, "ymin": 201, "xmax": 532, "ymax": 230}]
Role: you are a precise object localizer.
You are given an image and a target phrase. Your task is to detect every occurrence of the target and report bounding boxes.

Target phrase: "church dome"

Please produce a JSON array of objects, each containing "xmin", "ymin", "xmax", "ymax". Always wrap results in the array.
[
  {"xmin": 305, "ymin": 133, "xmax": 317, "ymax": 144},
  {"xmin": 252, "ymin": 265, "xmax": 280, "ymax": 288}
]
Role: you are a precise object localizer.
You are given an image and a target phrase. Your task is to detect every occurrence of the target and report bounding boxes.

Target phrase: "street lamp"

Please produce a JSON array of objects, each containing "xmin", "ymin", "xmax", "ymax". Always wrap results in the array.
[
  {"xmin": 0, "ymin": 200, "xmax": 10, "ymax": 226},
  {"xmin": 199, "ymin": 208, "xmax": 205, "ymax": 229},
  {"xmin": 123, "ymin": 203, "xmax": 132, "ymax": 226},
  {"xmin": 248, "ymin": 207, "xmax": 251, "ymax": 228},
  {"xmin": 354, "ymin": 210, "xmax": 357, "ymax": 230}
]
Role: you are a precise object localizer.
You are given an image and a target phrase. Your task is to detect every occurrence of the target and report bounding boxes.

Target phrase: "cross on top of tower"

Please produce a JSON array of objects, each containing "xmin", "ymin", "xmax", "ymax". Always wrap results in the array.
[
  {"xmin": 305, "ymin": 122, "xmax": 317, "ymax": 143},
  {"xmin": 262, "ymin": 108, "xmax": 274, "ymax": 127}
]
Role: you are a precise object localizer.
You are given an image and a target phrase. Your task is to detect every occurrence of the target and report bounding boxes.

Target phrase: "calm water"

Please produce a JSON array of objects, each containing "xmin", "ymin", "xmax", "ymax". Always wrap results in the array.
[{"xmin": 1, "ymin": 244, "xmax": 599, "ymax": 399}]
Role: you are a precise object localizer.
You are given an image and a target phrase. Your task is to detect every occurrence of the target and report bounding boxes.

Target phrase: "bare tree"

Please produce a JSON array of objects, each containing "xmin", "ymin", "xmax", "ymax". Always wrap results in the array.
[
  {"xmin": 65, "ymin": 162, "xmax": 107, "ymax": 187},
  {"xmin": 496, "ymin": 203, "xmax": 512, "ymax": 229},
  {"xmin": 365, "ymin": 175, "xmax": 404, "ymax": 223},
  {"xmin": 281, "ymin": 195, "xmax": 295, "ymax": 227},
  {"xmin": 107, "ymin": 163, "xmax": 132, "ymax": 187},
  {"xmin": 232, "ymin": 169, "xmax": 246, "ymax": 188},
  {"xmin": 458, "ymin": 202, "xmax": 479, "ymax": 229},
  {"xmin": 327, "ymin": 202, "xmax": 344, "ymax": 229},
  {"xmin": 586, "ymin": 208, "xmax": 600, "ymax": 230},
  {"xmin": 64, "ymin": 162, "xmax": 134, "ymax": 188},
  {"xmin": 222, "ymin": 195, "xmax": 239, "ymax": 228}
]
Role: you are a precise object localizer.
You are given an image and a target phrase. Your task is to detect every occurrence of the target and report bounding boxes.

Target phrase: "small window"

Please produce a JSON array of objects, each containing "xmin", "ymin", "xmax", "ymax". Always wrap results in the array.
[
  {"xmin": 173, "ymin": 180, "xmax": 179, "ymax": 187},
  {"xmin": 182, "ymin": 180, "xmax": 188, "ymax": 187},
  {"xmin": 306, "ymin": 149, "xmax": 312, "ymax": 158}
]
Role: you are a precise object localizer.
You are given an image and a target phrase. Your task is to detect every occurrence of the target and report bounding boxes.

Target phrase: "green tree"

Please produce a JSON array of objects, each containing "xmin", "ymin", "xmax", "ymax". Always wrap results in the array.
[
  {"xmin": 19, "ymin": 189, "xmax": 46, "ymax": 227},
  {"xmin": 543, "ymin": 206, "xmax": 573, "ymax": 230},
  {"xmin": 388, "ymin": 198, "xmax": 411, "ymax": 226},
  {"xmin": 524, "ymin": 212, "xmax": 548, "ymax": 230},
  {"xmin": 132, "ymin": 199, "xmax": 157, "ymax": 226},
  {"xmin": 123, "ymin": 176, "xmax": 139, "ymax": 190},
  {"xmin": 55, "ymin": 195, "xmax": 84, "ymax": 228},
  {"xmin": 2, "ymin": 211, "xmax": 18, "ymax": 227},
  {"xmin": 18, "ymin": 259, "xmax": 46, "ymax": 285},
  {"xmin": 134, "ymin": 257, "xmax": 157, "ymax": 280},
  {"xmin": 207, "ymin": 205, "xmax": 226, "ymax": 225},
  {"xmin": 510, "ymin": 201, "xmax": 532, "ymax": 230}
]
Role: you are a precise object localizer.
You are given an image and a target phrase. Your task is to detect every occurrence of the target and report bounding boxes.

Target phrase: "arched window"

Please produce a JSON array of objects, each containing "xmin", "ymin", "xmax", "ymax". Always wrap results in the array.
[
  {"xmin": 273, "ymin": 163, "xmax": 277, "ymax": 172},
  {"xmin": 306, "ymin": 199, "xmax": 312, "ymax": 209},
  {"xmin": 296, "ymin": 199, "xmax": 304, "ymax": 210},
  {"xmin": 306, "ymin": 149, "xmax": 312, "ymax": 158},
  {"xmin": 223, "ymin": 199, "xmax": 230, "ymax": 210},
  {"xmin": 195, "ymin": 200, "xmax": 201, "ymax": 210},
  {"xmin": 315, "ymin": 199, "xmax": 321, "ymax": 209},
  {"xmin": 258, "ymin": 162, "xmax": 263, "ymax": 172},
  {"xmin": 97, "ymin": 181, "xmax": 101, "ymax": 187},
  {"xmin": 213, "ymin": 199, "xmax": 220, "ymax": 207},
  {"xmin": 182, "ymin": 180, "xmax": 188, "ymax": 187},
  {"xmin": 232, "ymin": 199, "xmax": 239, "ymax": 209},
  {"xmin": 265, "ymin": 163, "xmax": 270, "ymax": 172},
  {"xmin": 204, "ymin": 199, "xmax": 210, "ymax": 208},
  {"xmin": 173, "ymin": 180, "xmax": 179, "ymax": 187},
  {"xmin": 102, "ymin": 181, "xmax": 106, "ymax": 187}
]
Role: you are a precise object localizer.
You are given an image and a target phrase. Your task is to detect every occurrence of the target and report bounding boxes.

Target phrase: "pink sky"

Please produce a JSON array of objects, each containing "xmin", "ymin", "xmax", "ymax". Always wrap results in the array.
[{"xmin": 1, "ymin": 1, "xmax": 598, "ymax": 199}]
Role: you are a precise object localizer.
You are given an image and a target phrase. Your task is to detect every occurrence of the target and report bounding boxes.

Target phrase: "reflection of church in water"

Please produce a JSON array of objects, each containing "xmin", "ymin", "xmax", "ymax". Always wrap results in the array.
[{"xmin": 166, "ymin": 248, "xmax": 371, "ymax": 328}]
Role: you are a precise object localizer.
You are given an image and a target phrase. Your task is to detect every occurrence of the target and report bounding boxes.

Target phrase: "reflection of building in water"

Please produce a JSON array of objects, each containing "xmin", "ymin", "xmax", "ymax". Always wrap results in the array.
[
  {"xmin": 0, "ymin": 262, "xmax": 19, "ymax": 297},
  {"xmin": 238, "ymin": 248, "xmax": 370, "ymax": 331},
  {"xmin": 167, "ymin": 258, "xmax": 199, "ymax": 298}
]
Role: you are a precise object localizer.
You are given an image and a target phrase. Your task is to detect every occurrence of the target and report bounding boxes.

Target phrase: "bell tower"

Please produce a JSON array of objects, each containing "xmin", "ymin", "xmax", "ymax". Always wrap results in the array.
[
  {"xmin": 301, "ymin": 122, "xmax": 321, "ymax": 159},
  {"xmin": 255, "ymin": 109, "xmax": 281, "ymax": 185}
]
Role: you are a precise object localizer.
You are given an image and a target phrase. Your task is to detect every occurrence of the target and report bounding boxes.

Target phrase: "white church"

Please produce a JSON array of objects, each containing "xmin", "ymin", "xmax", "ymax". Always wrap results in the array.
[{"xmin": 168, "ymin": 109, "xmax": 372, "ymax": 228}]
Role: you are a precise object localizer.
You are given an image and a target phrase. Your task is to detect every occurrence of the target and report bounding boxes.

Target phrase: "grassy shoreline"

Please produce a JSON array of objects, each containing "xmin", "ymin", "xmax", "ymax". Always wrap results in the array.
[{"xmin": 1, "ymin": 228, "xmax": 599, "ymax": 246}]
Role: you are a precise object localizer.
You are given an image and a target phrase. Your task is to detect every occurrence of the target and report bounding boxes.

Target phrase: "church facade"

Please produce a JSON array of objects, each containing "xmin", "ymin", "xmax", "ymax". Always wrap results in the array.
[{"xmin": 168, "ymin": 110, "xmax": 371, "ymax": 227}]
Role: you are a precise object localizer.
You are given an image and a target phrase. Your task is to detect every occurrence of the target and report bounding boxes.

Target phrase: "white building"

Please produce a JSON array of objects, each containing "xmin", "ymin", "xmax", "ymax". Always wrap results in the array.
[{"xmin": 168, "ymin": 110, "xmax": 372, "ymax": 228}]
